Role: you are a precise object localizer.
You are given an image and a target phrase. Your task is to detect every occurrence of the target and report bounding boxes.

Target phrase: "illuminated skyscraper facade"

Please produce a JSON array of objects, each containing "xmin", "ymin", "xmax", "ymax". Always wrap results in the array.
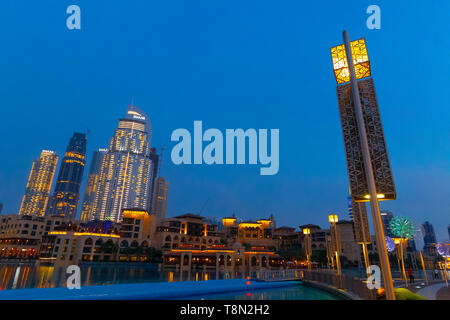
[
  {"xmin": 92, "ymin": 105, "xmax": 154, "ymax": 222},
  {"xmin": 80, "ymin": 148, "xmax": 107, "ymax": 222},
  {"xmin": 148, "ymin": 147, "xmax": 160, "ymax": 213},
  {"xmin": 380, "ymin": 210, "xmax": 394, "ymax": 237},
  {"xmin": 45, "ymin": 133, "xmax": 87, "ymax": 220},
  {"xmin": 422, "ymin": 221, "xmax": 436, "ymax": 246},
  {"xmin": 347, "ymin": 196, "xmax": 353, "ymax": 221},
  {"xmin": 19, "ymin": 150, "xmax": 58, "ymax": 217},
  {"xmin": 152, "ymin": 177, "xmax": 169, "ymax": 222}
]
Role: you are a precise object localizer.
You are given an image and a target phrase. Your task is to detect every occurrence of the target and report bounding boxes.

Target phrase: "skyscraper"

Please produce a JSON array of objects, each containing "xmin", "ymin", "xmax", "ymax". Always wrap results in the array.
[
  {"xmin": 80, "ymin": 148, "xmax": 108, "ymax": 222},
  {"xmin": 19, "ymin": 150, "xmax": 58, "ymax": 217},
  {"xmin": 148, "ymin": 147, "xmax": 160, "ymax": 213},
  {"xmin": 92, "ymin": 105, "xmax": 154, "ymax": 222},
  {"xmin": 422, "ymin": 221, "xmax": 436, "ymax": 245},
  {"xmin": 380, "ymin": 210, "xmax": 393, "ymax": 237},
  {"xmin": 152, "ymin": 177, "xmax": 169, "ymax": 222},
  {"xmin": 347, "ymin": 196, "xmax": 353, "ymax": 221},
  {"xmin": 45, "ymin": 133, "xmax": 87, "ymax": 220}
]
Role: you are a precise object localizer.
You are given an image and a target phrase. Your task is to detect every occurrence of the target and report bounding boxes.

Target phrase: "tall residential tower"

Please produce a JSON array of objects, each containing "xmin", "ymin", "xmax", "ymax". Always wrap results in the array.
[
  {"xmin": 422, "ymin": 221, "xmax": 436, "ymax": 245},
  {"xmin": 80, "ymin": 148, "xmax": 108, "ymax": 222},
  {"xmin": 45, "ymin": 132, "xmax": 87, "ymax": 220},
  {"xmin": 152, "ymin": 177, "xmax": 169, "ymax": 222},
  {"xmin": 91, "ymin": 105, "xmax": 154, "ymax": 222},
  {"xmin": 19, "ymin": 150, "xmax": 58, "ymax": 217}
]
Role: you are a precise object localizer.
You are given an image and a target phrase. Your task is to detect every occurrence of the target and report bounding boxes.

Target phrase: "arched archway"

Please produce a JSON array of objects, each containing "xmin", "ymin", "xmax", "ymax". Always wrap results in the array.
[
  {"xmin": 251, "ymin": 256, "xmax": 257, "ymax": 266},
  {"xmin": 261, "ymin": 256, "xmax": 267, "ymax": 267}
]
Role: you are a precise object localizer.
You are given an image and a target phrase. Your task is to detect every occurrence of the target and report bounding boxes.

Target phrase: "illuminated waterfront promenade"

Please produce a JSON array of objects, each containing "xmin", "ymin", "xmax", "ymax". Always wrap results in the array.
[{"xmin": 0, "ymin": 279, "xmax": 305, "ymax": 300}]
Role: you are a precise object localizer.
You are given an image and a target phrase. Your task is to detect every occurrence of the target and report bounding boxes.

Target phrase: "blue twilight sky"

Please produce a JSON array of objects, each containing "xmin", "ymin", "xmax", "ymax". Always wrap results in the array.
[{"xmin": 0, "ymin": 1, "xmax": 449, "ymax": 241}]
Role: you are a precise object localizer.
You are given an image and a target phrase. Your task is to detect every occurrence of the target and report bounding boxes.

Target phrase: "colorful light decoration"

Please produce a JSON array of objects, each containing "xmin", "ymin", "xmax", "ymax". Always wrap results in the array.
[
  {"xmin": 437, "ymin": 242, "xmax": 449, "ymax": 258},
  {"xmin": 389, "ymin": 216, "xmax": 416, "ymax": 239},
  {"xmin": 385, "ymin": 236, "xmax": 396, "ymax": 253}
]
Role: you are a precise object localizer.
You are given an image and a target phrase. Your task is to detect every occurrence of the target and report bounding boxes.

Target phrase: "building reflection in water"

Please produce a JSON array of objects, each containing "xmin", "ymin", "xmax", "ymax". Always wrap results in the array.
[{"xmin": 0, "ymin": 263, "xmax": 263, "ymax": 290}]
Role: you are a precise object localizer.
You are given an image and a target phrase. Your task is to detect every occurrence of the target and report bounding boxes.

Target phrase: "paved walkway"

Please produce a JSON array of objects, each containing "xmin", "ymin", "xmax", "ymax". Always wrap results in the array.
[
  {"xmin": 436, "ymin": 285, "xmax": 450, "ymax": 300},
  {"xmin": 416, "ymin": 282, "xmax": 448, "ymax": 300}
]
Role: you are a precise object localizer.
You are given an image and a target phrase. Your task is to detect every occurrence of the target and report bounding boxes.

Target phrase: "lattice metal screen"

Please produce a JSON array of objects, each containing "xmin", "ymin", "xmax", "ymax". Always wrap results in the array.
[
  {"xmin": 337, "ymin": 78, "xmax": 396, "ymax": 202},
  {"xmin": 351, "ymin": 200, "xmax": 371, "ymax": 243},
  {"xmin": 331, "ymin": 38, "xmax": 371, "ymax": 84}
]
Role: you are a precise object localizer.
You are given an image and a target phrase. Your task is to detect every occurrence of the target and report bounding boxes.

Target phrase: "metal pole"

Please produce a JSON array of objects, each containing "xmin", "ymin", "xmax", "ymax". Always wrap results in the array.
[
  {"xmin": 361, "ymin": 242, "xmax": 370, "ymax": 278},
  {"xmin": 399, "ymin": 238, "xmax": 407, "ymax": 286},
  {"xmin": 307, "ymin": 235, "xmax": 312, "ymax": 271},
  {"xmin": 333, "ymin": 223, "xmax": 342, "ymax": 276},
  {"xmin": 419, "ymin": 251, "xmax": 428, "ymax": 285},
  {"xmin": 342, "ymin": 30, "xmax": 395, "ymax": 300},
  {"xmin": 445, "ymin": 255, "xmax": 449, "ymax": 287}
]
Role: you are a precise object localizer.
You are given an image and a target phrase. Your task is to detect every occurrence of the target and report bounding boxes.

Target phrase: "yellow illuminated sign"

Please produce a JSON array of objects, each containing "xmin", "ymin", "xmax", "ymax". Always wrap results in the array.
[{"xmin": 331, "ymin": 38, "xmax": 371, "ymax": 84}]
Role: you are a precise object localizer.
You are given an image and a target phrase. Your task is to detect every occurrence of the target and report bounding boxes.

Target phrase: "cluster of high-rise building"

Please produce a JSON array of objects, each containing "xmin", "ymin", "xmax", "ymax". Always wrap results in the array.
[
  {"xmin": 0, "ymin": 103, "xmax": 446, "ymax": 272},
  {"xmin": 16, "ymin": 105, "xmax": 169, "ymax": 225}
]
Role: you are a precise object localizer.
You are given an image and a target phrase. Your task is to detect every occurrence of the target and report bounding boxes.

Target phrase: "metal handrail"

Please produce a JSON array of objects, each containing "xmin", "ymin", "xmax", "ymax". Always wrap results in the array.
[{"xmin": 248, "ymin": 269, "xmax": 376, "ymax": 300}]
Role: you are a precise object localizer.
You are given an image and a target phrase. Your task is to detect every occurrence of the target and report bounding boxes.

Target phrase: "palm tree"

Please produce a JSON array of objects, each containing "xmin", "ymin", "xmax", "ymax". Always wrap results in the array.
[{"xmin": 389, "ymin": 216, "xmax": 415, "ymax": 285}]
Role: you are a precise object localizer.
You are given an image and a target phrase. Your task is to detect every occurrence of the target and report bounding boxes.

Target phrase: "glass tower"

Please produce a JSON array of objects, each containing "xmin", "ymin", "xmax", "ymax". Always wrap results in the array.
[
  {"xmin": 45, "ymin": 132, "xmax": 87, "ymax": 220},
  {"xmin": 80, "ymin": 148, "xmax": 108, "ymax": 222},
  {"xmin": 152, "ymin": 177, "xmax": 169, "ymax": 222},
  {"xmin": 422, "ymin": 221, "xmax": 436, "ymax": 245},
  {"xmin": 19, "ymin": 150, "xmax": 59, "ymax": 217},
  {"xmin": 92, "ymin": 105, "xmax": 154, "ymax": 222}
]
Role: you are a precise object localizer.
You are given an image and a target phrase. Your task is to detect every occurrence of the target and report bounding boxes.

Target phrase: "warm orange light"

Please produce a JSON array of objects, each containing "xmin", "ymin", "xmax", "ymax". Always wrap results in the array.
[
  {"xmin": 171, "ymin": 249, "xmax": 235, "ymax": 253},
  {"xmin": 302, "ymin": 228, "xmax": 310, "ymax": 235},
  {"xmin": 222, "ymin": 218, "xmax": 236, "ymax": 227},
  {"xmin": 330, "ymin": 38, "xmax": 371, "ymax": 84},
  {"xmin": 238, "ymin": 222, "xmax": 262, "ymax": 228},
  {"xmin": 364, "ymin": 194, "xmax": 385, "ymax": 200},
  {"xmin": 73, "ymin": 232, "xmax": 120, "ymax": 238},
  {"xmin": 392, "ymin": 238, "xmax": 407, "ymax": 245},
  {"xmin": 244, "ymin": 251, "xmax": 275, "ymax": 255},
  {"xmin": 329, "ymin": 214, "xmax": 339, "ymax": 224},
  {"xmin": 122, "ymin": 209, "xmax": 149, "ymax": 219}
]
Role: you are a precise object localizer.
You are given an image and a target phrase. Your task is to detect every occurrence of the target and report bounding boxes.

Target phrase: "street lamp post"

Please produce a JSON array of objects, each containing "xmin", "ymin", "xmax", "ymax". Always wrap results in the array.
[
  {"xmin": 342, "ymin": 30, "xmax": 395, "ymax": 300},
  {"xmin": 393, "ymin": 238, "xmax": 408, "ymax": 286},
  {"xmin": 419, "ymin": 251, "xmax": 428, "ymax": 286},
  {"xmin": 329, "ymin": 214, "xmax": 341, "ymax": 276},
  {"xmin": 326, "ymin": 235, "xmax": 334, "ymax": 271},
  {"xmin": 303, "ymin": 228, "xmax": 312, "ymax": 271}
]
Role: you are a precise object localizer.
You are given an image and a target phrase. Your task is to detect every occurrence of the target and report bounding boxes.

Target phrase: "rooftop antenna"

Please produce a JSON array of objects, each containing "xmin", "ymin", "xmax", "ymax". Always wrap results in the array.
[
  {"xmin": 158, "ymin": 147, "xmax": 164, "ymax": 177},
  {"xmin": 83, "ymin": 122, "xmax": 91, "ymax": 137},
  {"xmin": 199, "ymin": 198, "xmax": 210, "ymax": 215}
]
